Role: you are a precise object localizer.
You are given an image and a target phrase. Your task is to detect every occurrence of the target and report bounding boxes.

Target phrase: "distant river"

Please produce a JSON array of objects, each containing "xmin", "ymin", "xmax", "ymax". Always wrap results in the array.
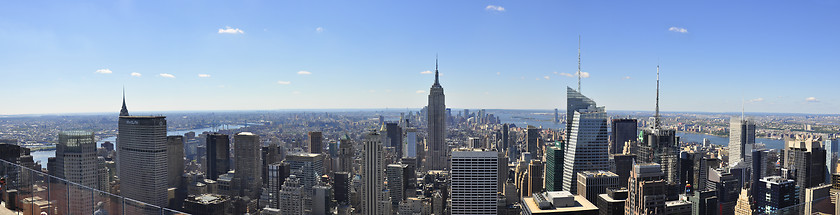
[{"xmin": 30, "ymin": 124, "xmax": 247, "ymax": 166}]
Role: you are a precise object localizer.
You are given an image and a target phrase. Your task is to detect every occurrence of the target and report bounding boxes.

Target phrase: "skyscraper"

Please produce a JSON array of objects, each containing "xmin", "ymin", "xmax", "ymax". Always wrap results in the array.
[
  {"xmin": 783, "ymin": 138, "xmax": 827, "ymax": 202},
  {"xmin": 167, "ymin": 135, "xmax": 185, "ymax": 189},
  {"xmin": 285, "ymin": 152, "xmax": 325, "ymax": 211},
  {"xmin": 339, "ymin": 134, "xmax": 354, "ymax": 174},
  {"xmin": 562, "ymin": 87, "xmax": 609, "ymax": 194},
  {"xmin": 427, "ymin": 57, "xmax": 447, "ymax": 171},
  {"xmin": 267, "ymin": 162, "xmax": 290, "ymax": 208},
  {"xmin": 233, "ymin": 132, "xmax": 261, "ymax": 199},
  {"xmin": 545, "ymin": 145, "xmax": 564, "ymax": 191},
  {"xmin": 610, "ymin": 119, "xmax": 637, "ymax": 155},
  {"xmin": 405, "ymin": 128, "xmax": 417, "ymax": 158},
  {"xmin": 56, "ymin": 131, "xmax": 99, "ymax": 215},
  {"xmin": 636, "ymin": 66, "xmax": 680, "ymax": 188},
  {"xmin": 754, "ymin": 176, "xmax": 796, "ymax": 214},
  {"xmin": 279, "ymin": 175, "xmax": 305, "ymax": 215},
  {"xmin": 526, "ymin": 126, "xmax": 541, "ymax": 158},
  {"xmin": 576, "ymin": 170, "xmax": 619, "ymax": 204},
  {"xmin": 362, "ymin": 130, "xmax": 388, "ymax": 215},
  {"xmin": 728, "ymin": 117, "xmax": 755, "ymax": 166},
  {"xmin": 502, "ymin": 123, "xmax": 510, "ymax": 152},
  {"xmin": 625, "ymin": 163, "xmax": 666, "ymax": 215},
  {"xmin": 386, "ymin": 163, "xmax": 408, "ymax": 205},
  {"xmin": 308, "ymin": 131, "xmax": 323, "ymax": 154},
  {"xmin": 118, "ymin": 114, "xmax": 168, "ymax": 207},
  {"xmin": 450, "ymin": 149, "xmax": 499, "ymax": 215},
  {"xmin": 386, "ymin": 122, "xmax": 403, "ymax": 158},
  {"xmin": 206, "ymin": 133, "xmax": 231, "ymax": 180}
]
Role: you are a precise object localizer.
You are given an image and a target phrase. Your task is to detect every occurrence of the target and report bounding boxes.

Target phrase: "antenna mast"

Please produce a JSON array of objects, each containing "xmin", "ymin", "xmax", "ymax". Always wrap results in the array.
[
  {"xmin": 578, "ymin": 35, "xmax": 581, "ymax": 92},
  {"xmin": 655, "ymin": 64, "xmax": 660, "ymax": 128}
]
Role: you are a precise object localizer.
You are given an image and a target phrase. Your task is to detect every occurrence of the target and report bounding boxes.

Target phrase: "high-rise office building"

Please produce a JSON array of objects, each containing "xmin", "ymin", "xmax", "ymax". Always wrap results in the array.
[
  {"xmin": 752, "ymin": 149, "xmax": 777, "ymax": 196},
  {"xmin": 206, "ymin": 133, "xmax": 231, "ymax": 180},
  {"xmin": 637, "ymin": 128, "xmax": 680, "ymax": 187},
  {"xmin": 308, "ymin": 131, "xmax": 323, "ymax": 154},
  {"xmin": 386, "ymin": 122, "xmax": 403, "ymax": 158},
  {"xmin": 167, "ymin": 135, "xmax": 185, "ymax": 188},
  {"xmin": 611, "ymin": 154, "xmax": 635, "ymax": 188},
  {"xmin": 783, "ymin": 138, "xmax": 827, "ymax": 202},
  {"xmin": 233, "ymin": 132, "xmax": 261, "ymax": 199},
  {"xmin": 708, "ymin": 168, "xmax": 740, "ymax": 214},
  {"xmin": 610, "ymin": 119, "xmax": 637, "ymax": 155},
  {"xmin": 362, "ymin": 130, "xmax": 388, "ymax": 215},
  {"xmin": 545, "ymin": 145, "xmax": 564, "ymax": 191},
  {"xmin": 333, "ymin": 171, "xmax": 351, "ymax": 204},
  {"xmin": 56, "ymin": 131, "xmax": 99, "ymax": 215},
  {"xmin": 562, "ymin": 87, "xmax": 609, "ymax": 194},
  {"xmin": 754, "ymin": 176, "xmax": 796, "ymax": 214},
  {"xmin": 554, "ymin": 108, "xmax": 560, "ymax": 124},
  {"xmin": 267, "ymin": 162, "xmax": 290, "ymax": 208},
  {"xmin": 405, "ymin": 128, "xmax": 417, "ymax": 158},
  {"xmin": 804, "ymin": 184, "xmax": 831, "ymax": 215},
  {"xmin": 339, "ymin": 135, "xmax": 354, "ymax": 174},
  {"xmin": 279, "ymin": 175, "xmax": 305, "ymax": 215},
  {"xmin": 527, "ymin": 126, "xmax": 541, "ymax": 157},
  {"xmin": 427, "ymin": 58, "xmax": 447, "ymax": 171},
  {"xmin": 734, "ymin": 189, "xmax": 752, "ymax": 215},
  {"xmin": 577, "ymin": 171, "xmax": 619, "ymax": 205},
  {"xmin": 826, "ymin": 138, "xmax": 838, "ymax": 183},
  {"xmin": 262, "ymin": 143, "xmax": 280, "ymax": 186},
  {"xmin": 625, "ymin": 163, "xmax": 666, "ymax": 215},
  {"xmin": 118, "ymin": 115, "xmax": 168, "ymax": 207},
  {"xmin": 597, "ymin": 187, "xmax": 628, "ymax": 215},
  {"xmin": 566, "ymin": 87, "xmax": 597, "ymax": 142},
  {"xmin": 502, "ymin": 123, "xmax": 510, "ymax": 152},
  {"xmin": 450, "ymin": 149, "xmax": 498, "ymax": 215},
  {"xmin": 387, "ymin": 163, "xmax": 408, "ymax": 205},
  {"xmin": 286, "ymin": 152, "xmax": 325, "ymax": 211},
  {"xmin": 728, "ymin": 117, "xmax": 755, "ymax": 166}
]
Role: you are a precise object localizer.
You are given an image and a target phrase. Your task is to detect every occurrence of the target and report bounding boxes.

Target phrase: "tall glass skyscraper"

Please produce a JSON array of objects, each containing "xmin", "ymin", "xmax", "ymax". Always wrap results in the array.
[
  {"xmin": 562, "ymin": 88, "xmax": 609, "ymax": 194},
  {"xmin": 728, "ymin": 117, "xmax": 755, "ymax": 166}
]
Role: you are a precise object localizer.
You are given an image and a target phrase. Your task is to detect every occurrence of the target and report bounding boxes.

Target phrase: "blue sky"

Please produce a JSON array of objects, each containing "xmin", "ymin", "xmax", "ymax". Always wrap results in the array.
[{"xmin": 1, "ymin": 1, "xmax": 838, "ymax": 115}]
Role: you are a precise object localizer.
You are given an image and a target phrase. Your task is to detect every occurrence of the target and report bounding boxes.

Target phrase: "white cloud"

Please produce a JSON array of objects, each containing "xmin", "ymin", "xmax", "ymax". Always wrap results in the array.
[
  {"xmin": 747, "ymin": 98, "xmax": 764, "ymax": 103},
  {"xmin": 544, "ymin": 76, "xmax": 551, "ymax": 80},
  {"xmin": 420, "ymin": 70, "xmax": 433, "ymax": 74},
  {"xmin": 806, "ymin": 97, "xmax": 819, "ymax": 102},
  {"xmin": 368, "ymin": 90, "xmax": 376, "ymax": 93},
  {"xmin": 292, "ymin": 91, "xmax": 301, "ymax": 94},
  {"xmin": 558, "ymin": 72, "xmax": 574, "ymax": 77},
  {"xmin": 277, "ymin": 81, "xmax": 291, "ymax": 85},
  {"xmin": 496, "ymin": 72, "xmax": 500, "ymax": 75},
  {"xmin": 159, "ymin": 73, "xmax": 176, "ymax": 78},
  {"xmin": 485, "ymin": 5, "xmax": 505, "ymax": 12},
  {"xmin": 297, "ymin": 71, "xmax": 312, "ymax": 75},
  {"xmin": 416, "ymin": 90, "xmax": 425, "ymax": 94},
  {"xmin": 130, "ymin": 72, "xmax": 142, "ymax": 77},
  {"xmin": 218, "ymin": 26, "xmax": 244, "ymax": 34},
  {"xmin": 198, "ymin": 74, "xmax": 211, "ymax": 78},
  {"xmin": 95, "ymin": 69, "xmax": 112, "ymax": 74},
  {"xmin": 315, "ymin": 27, "xmax": 324, "ymax": 33},
  {"xmin": 668, "ymin": 27, "xmax": 688, "ymax": 34},
  {"xmin": 622, "ymin": 76, "xmax": 631, "ymax": 80},
  {"xmin": 577, "ymin": 71, "xmax": 590, "ymax": 78}
]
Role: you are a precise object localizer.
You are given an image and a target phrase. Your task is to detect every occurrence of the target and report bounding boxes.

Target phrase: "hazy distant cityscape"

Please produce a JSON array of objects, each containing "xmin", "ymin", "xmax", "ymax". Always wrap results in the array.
[{"xmin": 2, "ymin": 1, "xmax": 839, "ymax": 215}]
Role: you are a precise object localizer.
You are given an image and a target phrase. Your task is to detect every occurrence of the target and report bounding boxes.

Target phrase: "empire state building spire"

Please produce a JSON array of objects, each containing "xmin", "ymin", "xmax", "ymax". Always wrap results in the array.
[
  {"xmin": 120, "ymin": 87, "xmax": 129, "ymax": 116},
  {"xmin": 433, "ymin": 55, "xmax": 440, "ymax": 87}
]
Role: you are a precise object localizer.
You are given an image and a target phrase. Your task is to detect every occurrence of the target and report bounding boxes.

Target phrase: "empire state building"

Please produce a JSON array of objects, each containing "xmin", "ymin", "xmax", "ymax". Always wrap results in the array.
[{"xmin": 427, "ymin": 58, "xmax": 447, "ymax": 170}]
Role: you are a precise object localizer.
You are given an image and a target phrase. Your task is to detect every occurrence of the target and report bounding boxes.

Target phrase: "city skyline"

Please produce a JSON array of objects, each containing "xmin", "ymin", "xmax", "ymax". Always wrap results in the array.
[{"xmin": 2, "ymin": 1, "xmax": 838, "ymax": 115}]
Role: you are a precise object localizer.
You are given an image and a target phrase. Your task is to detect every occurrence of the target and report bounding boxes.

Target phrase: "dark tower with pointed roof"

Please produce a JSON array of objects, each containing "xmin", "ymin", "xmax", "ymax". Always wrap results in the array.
[
  {"xmin": 120, "ymin": 88, "xmax": 129, "ymax": 116},
  {"xmin": 427, "ymin": 56, "xmax": 446, "ymax": 170}
]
